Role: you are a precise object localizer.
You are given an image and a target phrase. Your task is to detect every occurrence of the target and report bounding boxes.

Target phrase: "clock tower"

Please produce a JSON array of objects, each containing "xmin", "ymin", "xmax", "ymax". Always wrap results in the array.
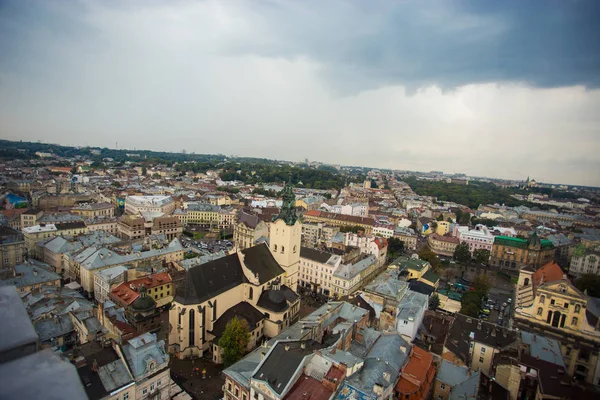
[{"xmin": 269, "ymin": 179, "xmax": 301, "ymax": 291}]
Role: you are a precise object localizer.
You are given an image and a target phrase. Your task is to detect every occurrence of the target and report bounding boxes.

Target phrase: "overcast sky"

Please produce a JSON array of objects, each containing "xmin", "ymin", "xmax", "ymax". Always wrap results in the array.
[{"xmin": 1, "ymin": 1, "xmax": 599, "ymax": 186}]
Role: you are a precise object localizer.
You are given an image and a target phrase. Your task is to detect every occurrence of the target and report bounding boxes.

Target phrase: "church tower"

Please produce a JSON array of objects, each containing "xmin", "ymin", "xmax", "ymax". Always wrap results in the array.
[{"xmin": 269, "ymin": 179, "xmax": 301, "ymax": 291}]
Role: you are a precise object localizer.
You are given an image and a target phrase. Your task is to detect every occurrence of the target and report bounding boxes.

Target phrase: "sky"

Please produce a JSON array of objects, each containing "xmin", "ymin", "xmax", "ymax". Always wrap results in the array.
[{"xmin": 1, "ymin": 0, "xmax": 599, "ymax": 186}]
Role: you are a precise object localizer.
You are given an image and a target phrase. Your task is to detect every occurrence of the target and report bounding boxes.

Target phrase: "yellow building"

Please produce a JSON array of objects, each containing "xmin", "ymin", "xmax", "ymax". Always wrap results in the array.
[
  {"xmin": 490, "ymin": 233, "xmax": 554, "ymax": 271},
  {"xmin": 175, "ymin": 203, "xmax": 219, "ymax": 227},
  {"xmin": 515, "ymin": 262, "xmax": 600, "ymax": 383},
  {"xmin": 427, "ymin": 233, "xmax": 459, "ymax": 257},
  {"xmin": 233, "ymin": 210, "xmax": 268, "ymax": 251},
  {"xmin": 71, "ymin": 203, "xmax": 115, "ymax": 219},
  {"xmin": 435, "ymin": 221, "xmax": 451, "ymax": 236},
  {"xmin": 303, "ymin": 210, "xmax": 374, "ymax": 235}
]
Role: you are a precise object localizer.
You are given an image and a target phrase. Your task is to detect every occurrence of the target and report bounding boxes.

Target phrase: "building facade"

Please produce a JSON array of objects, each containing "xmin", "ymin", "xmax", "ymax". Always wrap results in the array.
[
  {"xmin": 124, "ymin": 195, "xmax": 175, "ymax": 215},
  {"xmin": 490, "ymin": 233, "xmax": 554, "ymax": 271},
  {"xmin": 0, "ymin": 226, "xmax": 24, "ymax": 269}
]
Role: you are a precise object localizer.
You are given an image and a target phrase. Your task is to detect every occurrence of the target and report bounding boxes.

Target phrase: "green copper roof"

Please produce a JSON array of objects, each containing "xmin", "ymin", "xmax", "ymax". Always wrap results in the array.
[
  {"xmin": 494, "ymin": 235, "xmax": 553, "ymax": 249},
  {"xmin": 273, "ymin": 180, "xmax": 298, "ymax": 226}
]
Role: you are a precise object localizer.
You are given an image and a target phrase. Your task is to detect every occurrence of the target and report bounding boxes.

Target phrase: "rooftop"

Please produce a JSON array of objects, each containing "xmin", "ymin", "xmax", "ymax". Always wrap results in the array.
[
  {"xmin": 0, "ymin": 263, "xmax": 61, "ymax": 289},
  {"xmin": 0, "ymin": 286, "xmax": 38, "ymax": 355}
]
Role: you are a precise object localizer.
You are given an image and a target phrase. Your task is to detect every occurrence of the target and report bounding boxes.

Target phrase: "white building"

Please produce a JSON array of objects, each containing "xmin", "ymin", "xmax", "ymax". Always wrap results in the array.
[
  {"xmin": 93, "ymin": 265, "xmax": 128, "ymax": 304},
  {"xmin": 124, "ymin": 195, "xmax": 175, "ymax": 216},
  {"xmin": 570, "ymin": 251, "xmax": 600, "ymax": 276},
  {"xmin": 372, "ymin": 224, "xmax": 395, "ymax": 239},
  {"xmin": 455, "ymin": 224, "xmax": 494, "ymax": 255},
  {"xmin": 327, "ymin": 202, "xmax": 368, "ymax": 217},
  {"xmin": 395, "ymin": 291, "xmax": 429, "ymax": 342},
  {"xmin": 298, "ymin": 247, "xmax": 342, "ymax": 297},
  {"xmin": 343, "ymin": 233, "xmax": 388, "ymax": 267},
  {"xmin": 122, "ymin": 333, "xmax": 171, "ymax": 400}
]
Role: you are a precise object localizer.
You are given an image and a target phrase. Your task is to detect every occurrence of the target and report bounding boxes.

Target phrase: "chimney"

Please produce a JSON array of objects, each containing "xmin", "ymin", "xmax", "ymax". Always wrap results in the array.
[
  {"xmin": 301, "ymin": 343, "xmax": 306, "ymax": 349},
  {"xmin": 284, "ymin": 345, "xmax": 290, "ymax": 351}
]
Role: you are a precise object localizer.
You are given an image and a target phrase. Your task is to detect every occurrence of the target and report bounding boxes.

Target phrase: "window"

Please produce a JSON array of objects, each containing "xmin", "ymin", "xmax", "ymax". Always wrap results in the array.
[
  {"xmin": 564, "ymin": 302, "xmax": 569, "ymax": 309},
  {"xmin": 124, "ymin": 393, "xmax": 129, "ymax": 400},
  {"xmin": 249, "ymin": 287, "xmax": 253, "ymax": 300},
  {"xmin": 537, "ymin": 307, "xmax": 543, "ymax": 316},
  {"xmin": 481, "ymin": 347, "xmax": 486, "ymax": 354},
  {"xmin": 572, "ymin": 317, "xmax": 578, "ymax": 325},
  {"xmin": 143, "ymin": 388, "xmax": 148, "ymax": 395},
  {"xmin": 539, "ymin": 295, "xmax": 545, "ymax": 304},
  {"xmin": 273, "ymin": 244, "xmax": 277, "ymax": 252},
  {"xmin": 228, "ymin": 383, "xmax": 232, "ymax": 392},
  {"xmin": 157, "ymin": 380, "xmax": 161, "ymax": 387},
  {"xmin": 479, "ymin": 357, "xmax": 484, "ymax": 363},
  {"xmin": 281, "ymin": 246, "xmax": 285, "ymax": 254},
  {"xmin": 440, "ymin": 383, "xmax": 445, "ymax": 390},
  {"xmin": 150, "ymin": 384, "xmax": 155, "ymax": 391},
  {"xmin": 243, "ymin": 394, "xmax": 247, "ymax": 400},
  {"xmin": 575, "ymin": 304, "xmax": 581, "ymax": 314},
  {"xmin": 235, "ymin": 388, "xmax": 239, "ymax": 397},
  {"xmin": 550, "ymin": 299, "xmax": 555, "ymax": 305}
]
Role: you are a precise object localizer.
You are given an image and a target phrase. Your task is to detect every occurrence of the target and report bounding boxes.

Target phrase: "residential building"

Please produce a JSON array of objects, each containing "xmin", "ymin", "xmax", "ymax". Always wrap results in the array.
[
  {"xmin": 303, "ymin": 210, "xmax": 375, "ymax": 234},
  {"xmin": 124, "ymin": 195, "xmax": 175, "ymax": 215},
  {"xmin": 433, "ymin": 360, "xmax": 472, "ymax": 400},
  {"xmin": 151, "ymin": 215, "xmax": 182, "ymax": 240},
  {"xmin": 436, "ymin": 220, "xmax": 451, "ymax": 236},
  {"xmin": 21, "ymin": 209, "xmax": 44, "ymax": 229},
  {"xmin": 490, "ymin": 233, "xmax": 554, "ymax": 271},
  {"xmin": 326, "ymin": 202, "xmax": 368, "ymax": 217},
  {"xmin": 110, "ymin": 272, "xmax": 173, "ymax": 309},
  {"xmin": 222, "ymin": 301, "xmax": 371, "ymax": 400},
  {"xmin": 56, "ymin": 221, "xmax": 89, "ymax": 237},
  {"xmin": 122, "ymin": 333, "xmax": 171, "ymax": 400},
  {"xmin": 514, "ymin": 261, "xmax": 600, "ymax": 383},
  {"xmin": 301, "ymin": 222, "xmax": 339, "ymax": 248},
  {"xmin": 233, "ymin": 210, "xmax": 269, "ymax": 251},
  {"xmin": 570, "ymin": 248, "xmax": 600, "ymax": 276},
  {"xmin": 168, "ymin": 243, "xmax": 300, "ymax": 359},
  {"xmin": 332, "ymin": 255, "xmax": 378, "ymax": 297},
  {"xmin": 343, "ymin": 232, "xmax": 388, "ymax": 267},
  {"xmin": 0, "ymin": 226, "xmax": 24, "ymax": 269},
  {"xmin": 392, "ymin": 256, "xmax": 432, "ymax": 280},
  {"xmin": 67, "ymin": 238, "xmax": 183, "ymax": 295},
  {"xmin": 269, "ymin": 181, "xmax": 302, "ymax": 291},
  {"xmin": 428, "ymin": 233, "xmax": 460, "ymax": 257},
  {"xmin": 547, "ymin": 233, "xmax": 575, "ymax": 270},
  {"xmin": 395, "ymin": 346, "xmax": 435, "ymax": 400},
  {"xmin": 443, "ymin": 314, "xmax": 518, "ymax": 376},
  {"xmin": 117, "ymin": 215, "xmax": 145, "ymax": 241},
  {"xmin": 455, "ymin": 224, "xmax": 494, "ymax": 255},
  {"xmin": 373, "ymin": 223, "xmax": 395, "ymax": 238},
  {"xmin": 93, "ymin": 265, "xmax": 128, "ymax": 304},
  {"xmin": 85, "ymin": 217, "xmax": 119, "ymax": 236},
  {"xmin": 0, "ymin": 262, "xmax": 61, "ymax": 294},
  {"xmin": 174, "ymin": 203, "xmax": 219, "ymax": 227},
  {"xmin": 394, "ymin": 227, "xmax": 418, "ymax": 250},
  {"xmin": 71, "ymin": 202, "xmax": 115, "ymax": 218},
  {"xmin": 37, "ymin": 236, "xmax": 83, "ymax": 273},
  {"xmin": 299, "ymin": 247, "xmax": 343, "ymax": 297},
  {"xmin": 23, "ymin": 223, "xmax": 58, "ymax": 257}
]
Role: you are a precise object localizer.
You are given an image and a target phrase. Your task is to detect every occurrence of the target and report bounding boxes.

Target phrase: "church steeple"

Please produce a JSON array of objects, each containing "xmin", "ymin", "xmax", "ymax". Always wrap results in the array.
[{"xmin": 274, "ymin": 176, "xmax": 298, "ymax": 226}]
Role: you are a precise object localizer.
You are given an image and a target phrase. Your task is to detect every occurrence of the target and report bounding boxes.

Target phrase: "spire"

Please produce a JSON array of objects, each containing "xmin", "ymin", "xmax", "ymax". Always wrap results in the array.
[{"xmin": 274, "ymin": 176, "xmax": 298, "ymax": 226}]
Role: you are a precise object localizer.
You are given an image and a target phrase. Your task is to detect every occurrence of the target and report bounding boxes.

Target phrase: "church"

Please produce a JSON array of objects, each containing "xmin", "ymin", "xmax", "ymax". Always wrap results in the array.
[
  {"xmin": 168, "ymin": 181, "xmax": 302, "ymax": 360},
  {"xmin": 514, "ymin": 261, "xmax": 600, "ymax": 384}
]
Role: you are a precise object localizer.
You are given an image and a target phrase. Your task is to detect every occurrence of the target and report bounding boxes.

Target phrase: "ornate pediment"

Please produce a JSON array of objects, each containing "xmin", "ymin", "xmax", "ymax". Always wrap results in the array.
[{"xmin": 540, "ymin": 280, "xmax": 585, "ymax": 300}]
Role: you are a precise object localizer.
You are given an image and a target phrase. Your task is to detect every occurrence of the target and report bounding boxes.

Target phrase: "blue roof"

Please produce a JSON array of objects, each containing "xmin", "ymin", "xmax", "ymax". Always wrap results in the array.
[
  {"xmin": 437, "ymin": 359, "xmax": 470, "ymax": 386},
  {"xmin": 449, "ymin": 372, "xmax": 480, "ymax": 400},
  {"xmin": 520, "ymin": 331, "xmax": 565, "ymax": 367}
]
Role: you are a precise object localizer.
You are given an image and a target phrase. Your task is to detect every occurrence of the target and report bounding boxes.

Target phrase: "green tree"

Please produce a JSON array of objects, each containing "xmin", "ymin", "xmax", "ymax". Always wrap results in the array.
[
  {"xmin": 340, "ymin": 225, "xmax": 365, "ymax": 234},
  {"xmin": 472, "ymin": 273, "xmax": 492, "ymax": 296},
  {"xmin": 141, "ymin": 166, "xmax": 147, "ymax": 176},
  {"xmin": 218, "ymin": 317, "xmax": 250, "ymax": 367},
  {"xmin": 71, "ymin": 166, "xmax": 78, "ymax": 174},
  {"xmin": 574, "ymin": 274, "xmax": 600, "ymax": 297},
  {"xmin": 436, "ymin": 214, "xmax": 444, "ymax": 221},
  {"xmin": 111, "ymin": 181, "xmax": 121, "ymax": 188},
  {"xmin": 460, "ymin": 291, "xmax": 482, "ymax": 317},
  {"xmin": 418, "ymin": 245, "xmax": 441, "ymax": 272},
  {"xmin": 387, "ymin": 237, "xmax": 405, "ymax": 258},
  {"xmin": 453, "ymin": 242, "xmax": 471, "ymax": 263},
  {"xmin": 473, "ymin": 249, "xmax": 491, "ymax": 264},
  {"xmin": 429, "ymin": 293, "xmax": 440, "ymax": 310}
]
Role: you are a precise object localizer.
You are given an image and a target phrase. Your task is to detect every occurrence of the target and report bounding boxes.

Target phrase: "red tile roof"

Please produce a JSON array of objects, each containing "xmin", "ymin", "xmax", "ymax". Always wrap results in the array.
[
  {"xmin": 110, "ymin": 272, "xmax": 172, "ymax": 306},
  {"xmin": 285, "ymin": 375, "xmax": 333, "ymax": 400},
  {"xmin": 395, "ymin": 346, "xmax": 434, "ymax": 394},
  {"xmin": 533, "ymin": 261, "xmax": 564, "ymax": 287}
]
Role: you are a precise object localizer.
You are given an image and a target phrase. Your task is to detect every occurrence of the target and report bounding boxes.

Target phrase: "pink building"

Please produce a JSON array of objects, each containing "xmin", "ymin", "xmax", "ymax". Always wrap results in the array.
[{"xmin": 457, "ymin": 224, "xmax": 494, "ymax": 255}]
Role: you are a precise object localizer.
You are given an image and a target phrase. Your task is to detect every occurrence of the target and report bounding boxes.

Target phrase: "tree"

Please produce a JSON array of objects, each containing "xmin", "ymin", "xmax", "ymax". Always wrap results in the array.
[
  {"xmin": 460, "ymin": 291, "xmax": 482, "ymax": 317},
  {"xmin": 472, "ymin": 274, "xmax": 492, "ymax": 296},
  {"xmin": 453, "ymin": 242, "xmax": 471, "ymax": 263},
  {"xmin": 574, "ymin": 274, "xmax": 600, "ymax": 298},
  {"xmin": 218, "ymin": 317, "xmax": 250, "ymax": 367},
  {"xmin": 429, "ymin": 293, "xmax": 440, "ymax": 310},
  {"xmin": 141, "ymin": 166, "xmax": 147, "ymax": 176},
  {"xmin": 473, "ymin": 249, "xmax": 491, "ymax": 264},
  {"xmin": 111, "ymin": 181, "xmax": 121, "ymax": 188},
  {"xmin": 387, "ymin": 237, "xmax": 405, "ymax": 258},
  {"xmin": 418, "ymin": 245, "xmax": 441, "ymax": 271},
  {"xmin": 436, "ymin": 214, "xmax": 444, "ymax": 221},
  {"xmin": 71, "ymin": 166, "xmax": 78, "ymax": 174}
]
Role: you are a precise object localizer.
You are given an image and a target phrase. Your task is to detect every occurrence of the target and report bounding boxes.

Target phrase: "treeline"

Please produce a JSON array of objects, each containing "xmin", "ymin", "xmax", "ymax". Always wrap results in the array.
[{"xmin": 405, "ymin": 176, "xmax": 545, "ymax": 209}]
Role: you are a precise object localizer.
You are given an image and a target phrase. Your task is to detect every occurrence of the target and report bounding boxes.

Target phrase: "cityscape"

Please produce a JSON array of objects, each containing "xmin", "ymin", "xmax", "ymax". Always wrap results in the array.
[{"xmin": 1, "ymin": 1, "xmax": 600, "ymax": 400}]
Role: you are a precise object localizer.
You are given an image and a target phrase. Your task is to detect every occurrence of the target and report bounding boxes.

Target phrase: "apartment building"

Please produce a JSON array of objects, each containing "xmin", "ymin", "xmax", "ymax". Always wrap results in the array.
[
  {"xmin": 233, "ymin": 210, "xmax": 269, "ymax": 251},
  {"xmin": 299, "ymin": 247, "xmax": 343, "ymax": 297},
  {"xmin": 71, "ymin": 202, "xmax": 115, "ymax": 218},
  {"xmin": 0, "ymin": 226, "xmax": 24, "ymax": 269},
  {"xmin": 427, "ymin": 233, "xmax": 460, "ymax": 257},
  {"xmin": 124, "ymin": 195, "xmax": 175, "ymax": 215},
  {"xmin": 303, "ymin": 210, "xmax": 375, "ymax": 234}
]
